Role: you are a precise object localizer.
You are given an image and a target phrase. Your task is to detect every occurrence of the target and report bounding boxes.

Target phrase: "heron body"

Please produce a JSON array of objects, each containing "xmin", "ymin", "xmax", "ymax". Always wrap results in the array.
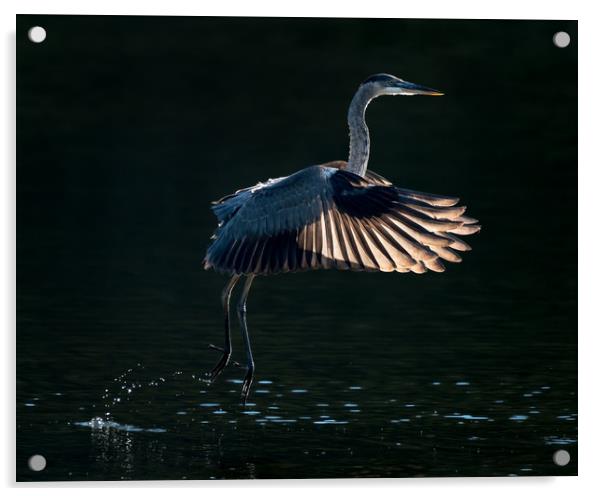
[{"xmin": 203, "ymin": 74, "xmax": 480, "ymax": 403}]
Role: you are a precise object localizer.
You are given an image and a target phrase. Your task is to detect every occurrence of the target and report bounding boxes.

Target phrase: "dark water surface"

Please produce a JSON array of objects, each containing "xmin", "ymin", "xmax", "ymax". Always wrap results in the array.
[{"xmin": 17, "ymin": 17, "xmax": 577, "ymax": 480}]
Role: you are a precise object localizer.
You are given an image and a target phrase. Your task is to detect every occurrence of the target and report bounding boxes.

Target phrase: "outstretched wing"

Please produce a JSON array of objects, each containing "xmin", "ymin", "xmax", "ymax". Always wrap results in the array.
[{"xmin": 204, "ymin": 165, "xmax": 480, "ymax": 275}]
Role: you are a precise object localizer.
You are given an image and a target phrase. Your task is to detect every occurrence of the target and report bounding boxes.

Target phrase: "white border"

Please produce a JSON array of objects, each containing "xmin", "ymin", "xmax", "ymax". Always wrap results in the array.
[
  {"xmin": 3, "ymin": 1, "xmax": 600, "ymax": 495},
  {"xmin": 5, "ymin": 1, "xmax": 583, "ymax": 19}
]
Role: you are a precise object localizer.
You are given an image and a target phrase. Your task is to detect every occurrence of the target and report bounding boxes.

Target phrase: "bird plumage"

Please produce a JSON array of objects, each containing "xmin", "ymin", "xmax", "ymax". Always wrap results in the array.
[
  {"xmin": 204, "ymin": 161, "xmax": 480, "ymax": 276},
  {"xmin": 203, "ymin": 73, "xmax": 480, "ymax": 404}
]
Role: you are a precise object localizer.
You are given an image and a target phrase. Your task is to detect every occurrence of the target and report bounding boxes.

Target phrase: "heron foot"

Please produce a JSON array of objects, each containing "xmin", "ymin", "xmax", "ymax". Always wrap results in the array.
[
  {"xmin": 207, "ymin": 349, "xmax": 230, "ymax": 382},
  {"xmin": 240, "ymin": 366, "xmax": 255, "ymax": 405},
  {"xmin": 206, "ymin": 344, "xmax": 242, "ymax": 382}
]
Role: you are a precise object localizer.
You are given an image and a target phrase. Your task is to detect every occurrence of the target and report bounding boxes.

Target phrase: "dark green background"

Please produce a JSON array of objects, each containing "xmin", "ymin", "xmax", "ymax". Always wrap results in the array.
[{"xmin": 17, "ymin": 16, "xmax": 577, "ymax": 480}]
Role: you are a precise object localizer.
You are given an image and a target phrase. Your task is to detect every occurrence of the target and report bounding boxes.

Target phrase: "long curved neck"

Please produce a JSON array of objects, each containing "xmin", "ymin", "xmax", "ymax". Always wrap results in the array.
[{"xmin": 347, "ymin": 84, "xmax": 378, "ymax": 177}]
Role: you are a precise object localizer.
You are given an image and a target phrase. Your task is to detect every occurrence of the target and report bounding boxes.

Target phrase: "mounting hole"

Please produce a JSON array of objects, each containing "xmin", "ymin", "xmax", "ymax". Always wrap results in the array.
[
  {"xmin": 553, "ymin": 31, "xmax": 570, "ymax": 48},
  {"xmin": 553, "ymin": 449, "xmax": 570, "ymax": 466},
  {"xmin": 28, "ymin": 454, "xmax": 47, "ymax": 471},
  {"xmin": 28, "ymin": 26, "xmax": 46, "ymax": 43}
]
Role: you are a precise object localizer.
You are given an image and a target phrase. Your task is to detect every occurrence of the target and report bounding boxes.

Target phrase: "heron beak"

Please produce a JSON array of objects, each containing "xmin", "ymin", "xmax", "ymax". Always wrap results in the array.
[{"xmin": 395, "ymin": 81, "xmax": 444, "ymax": 96}]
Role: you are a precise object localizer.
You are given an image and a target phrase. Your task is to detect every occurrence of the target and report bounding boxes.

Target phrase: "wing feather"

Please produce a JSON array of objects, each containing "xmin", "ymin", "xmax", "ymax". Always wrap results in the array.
[
  {"xmin": 331, "ymin": 209, "xmax": 352, "ymax": 269},
  {"xmin": 204, "ymin": 164, "xmax": 480, "ymax": 275},
  {"xmin": 339, "ymin": 213, "xmax": 364, "ymax": 270},
  {"xmin": 397, "ymin": 187, "xmax": 460, "ymax": 207},
  {"xmin": 360, "ymin": 217, "xmax": 397, "ymax": 271},
  {"xmin": 347, "ymin": 216, "xmax": 381, "ymax": 271}
]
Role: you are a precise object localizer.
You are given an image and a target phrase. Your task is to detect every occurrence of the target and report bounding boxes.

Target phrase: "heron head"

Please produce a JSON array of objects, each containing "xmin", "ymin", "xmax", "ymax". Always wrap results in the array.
[{"xmin": 361, "ymin": 73, "xmax": 444, "ymax": 96}]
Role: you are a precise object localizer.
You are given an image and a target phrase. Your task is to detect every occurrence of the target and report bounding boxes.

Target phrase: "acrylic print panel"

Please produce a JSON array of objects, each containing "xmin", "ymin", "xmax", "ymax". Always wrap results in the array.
[{"xmin": 16, "ymin": 15, "xmax": 577, "ymax": 481}]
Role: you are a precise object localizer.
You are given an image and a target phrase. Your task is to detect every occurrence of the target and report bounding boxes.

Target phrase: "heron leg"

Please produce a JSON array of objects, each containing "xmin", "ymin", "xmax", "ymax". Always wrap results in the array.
[
  {"xmin": 237, "ymin": 275, "xmax": 256, "ymax": 404},
  {"xmin": 207, "ymin": 274, "xmax": 240, "ymax": 381}
]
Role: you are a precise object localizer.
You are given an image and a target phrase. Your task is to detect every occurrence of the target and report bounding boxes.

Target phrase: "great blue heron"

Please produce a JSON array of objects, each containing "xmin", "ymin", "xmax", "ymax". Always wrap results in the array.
[{"xmin": 203, "ymin": 73, "xmax": 480, "ymax": 403}]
